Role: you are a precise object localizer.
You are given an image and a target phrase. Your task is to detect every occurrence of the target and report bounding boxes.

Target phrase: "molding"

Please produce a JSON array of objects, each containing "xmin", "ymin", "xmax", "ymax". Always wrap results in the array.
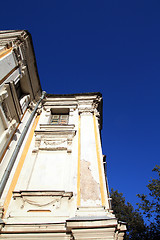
[
  {"xmin": 39, "ymin": 124, "xmax": 75, "ymax": 131},
  {"xmin": 34, "ymin": 127, "xmax": 76, "ymax": 153},
  {"xmin": 78, "ymin": 107, "xmax": 94, "ymax": 116},
  {"xmin": 13, "ymin": 190, "xmax": 73, "ymax": 198},
  {"xmin": 10, "ymin": 191, "xmax": 73, "ymax": 220}
]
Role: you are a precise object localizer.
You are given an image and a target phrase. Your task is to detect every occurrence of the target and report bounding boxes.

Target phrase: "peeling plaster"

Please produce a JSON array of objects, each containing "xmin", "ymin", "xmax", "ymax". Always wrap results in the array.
[{"xmin": 80, "ymin": 159, "xmax": 100, "ymax": 202}]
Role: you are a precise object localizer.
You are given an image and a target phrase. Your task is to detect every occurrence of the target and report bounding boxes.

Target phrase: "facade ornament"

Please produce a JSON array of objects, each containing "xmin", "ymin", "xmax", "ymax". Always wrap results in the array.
[
  {"xmin": 94, "ymin": 108, "xmax": 101, "ymax": 127},
  {"xmin": 67, "ymin": 138, "xmax": 73, "ymax": 153},
  {"xmin": 29, "ymin": 101, "xmax": 42, "ymax": 114},
  {"xmin": 29, "ymin": 102, "xmax": 36, "ymax": 111},
  {"xmin": 78, "ymin": 96, "xmax": 102, "ymax": 117},
  {"xmin": 69, "ymin": 107, "xmax": 76, "ymax": 116},
  {"xmin": 92, "ymin": 96, "xmax": 102, "ymax": 128},
  {"xmin": 78, "ymin": 107, "xmax": 94, "ymax": 116},
  {"xmin": 36, "ymin": 107, "xmax": 42, "ymax": 115},
  {"xmin": 39, "ymin": 139, "xmax": 67, "ymax": 151},
  {"xmin": 0, "ymin": 89, "xmax": 8, "ymax": 103},
  {"xmin": 93, "ymin": 96, "xmax": 102, "ymax": 113},
  {"xmin": 34, "ymin": 133, "xmax": 75, "ymax": 153},
  {"xmin": 43, "ymin": 139, "xmax": 67, "ymax": 146},
  {"xmin": 20, "ymin": 64, "xmax": 26, "ymax": 77},
  {"xmin": 44, "ymin": 108, "xmax": 51, "ymax": 117},
  {"xmin": 6, "ymin": 119, "xmax": 17, "ymax": 138},
  {"xmin": 21, "ymin": 197, "xmax": 61, "ymax": 208},
  {"xmin": 33, "ymin": 136, "xmax": 41, "ymax": 153}
]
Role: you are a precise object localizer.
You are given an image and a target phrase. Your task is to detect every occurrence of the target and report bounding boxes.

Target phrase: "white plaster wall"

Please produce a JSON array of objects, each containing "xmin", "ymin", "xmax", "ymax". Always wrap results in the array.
[
  {"xmin": 4, "ymin": 68, "xmax": 20, "ymax": 85},
  {"xmin": 27, "ymin": 151, "xmax": 69, "ymax": 191},
  {"xmin": 15, "ymin": 108, "xmax": 79, "ymax": 194},
  {"xmin": 0, "ymin": 52, "xmax": 17, "ymax": 80}
]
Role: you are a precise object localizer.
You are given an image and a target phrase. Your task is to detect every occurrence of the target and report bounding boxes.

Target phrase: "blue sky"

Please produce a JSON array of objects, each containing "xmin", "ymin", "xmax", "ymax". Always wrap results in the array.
[{"xmin": 1, "ymin": 1, "xmax": 160, "ymax": 209}]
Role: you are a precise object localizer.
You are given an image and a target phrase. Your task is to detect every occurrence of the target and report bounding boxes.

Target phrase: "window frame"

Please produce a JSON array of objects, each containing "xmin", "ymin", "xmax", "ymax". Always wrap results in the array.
[
  {"xmin": 51, "ymin": 113, "xmax": 69, "ymax": 125},
  {"xmin": 50, "ymin": 108, "xmax": 70, "ymax": 125}
]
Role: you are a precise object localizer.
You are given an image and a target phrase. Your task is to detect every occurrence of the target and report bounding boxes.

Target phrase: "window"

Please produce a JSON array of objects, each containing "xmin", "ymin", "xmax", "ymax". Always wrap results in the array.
[
  {"xmin": 2, "ymin": 100, "xmax": 11, "ymax": 122},
  {"xmin": 51, "ymin": 114, "xmax": 68, "ymax": 125},
  {"xmin": 14, "ymin": 80, "xmax": 30, "ymax": 113},
  {"xmin": 50, "ymin": 108, "xmax": 69, "ymax": 125},
  {"xmin": 15, "ymin": 80, "xmax": 23, "ymax": 100}
]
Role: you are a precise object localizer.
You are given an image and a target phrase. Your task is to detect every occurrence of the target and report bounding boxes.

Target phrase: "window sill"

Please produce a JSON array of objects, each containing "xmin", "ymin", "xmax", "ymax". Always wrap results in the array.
[{"xmin": 39, "ymin": 124, "xmax": 75, "ymax": 131}]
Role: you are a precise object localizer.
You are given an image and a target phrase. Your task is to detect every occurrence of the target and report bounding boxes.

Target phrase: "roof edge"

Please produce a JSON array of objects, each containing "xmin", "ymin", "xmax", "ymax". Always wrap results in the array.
[{"xmin": 46, "ymin": 92, "xmax": 102, "ymax": 98}]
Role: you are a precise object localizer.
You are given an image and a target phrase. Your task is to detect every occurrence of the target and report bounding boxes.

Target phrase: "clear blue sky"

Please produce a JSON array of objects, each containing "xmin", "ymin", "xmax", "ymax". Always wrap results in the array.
[{"xmin": 1, "ymin": 0, "xmax": 160, "ymax": 209}]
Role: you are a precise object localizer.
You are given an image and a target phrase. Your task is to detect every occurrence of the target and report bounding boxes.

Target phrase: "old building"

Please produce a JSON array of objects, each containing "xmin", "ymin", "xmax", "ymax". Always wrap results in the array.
[{"xmin": 0, "ymin": 30, "xmax": 126, "ymax": 239}]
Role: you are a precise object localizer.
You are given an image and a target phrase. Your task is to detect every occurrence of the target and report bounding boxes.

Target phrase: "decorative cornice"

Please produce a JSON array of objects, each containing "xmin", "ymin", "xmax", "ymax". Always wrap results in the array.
[{"xmin": 33, "ymin": 127, "xmax": 76, "ymax": 153}]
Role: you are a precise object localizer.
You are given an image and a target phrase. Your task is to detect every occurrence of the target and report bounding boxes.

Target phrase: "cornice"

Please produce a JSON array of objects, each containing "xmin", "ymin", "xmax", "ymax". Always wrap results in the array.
[{"xmin": 0, "ymin": 30, "xmax": 42, "ymax": 99}]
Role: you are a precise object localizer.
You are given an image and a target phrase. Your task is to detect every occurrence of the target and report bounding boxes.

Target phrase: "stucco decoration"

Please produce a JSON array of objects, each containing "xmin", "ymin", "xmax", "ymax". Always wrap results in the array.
[
  {"xmin": 6, "ymin": 191, "xmax": 74, "ymax": 221},
  {"xmin": 33, "ymin": 125, "xmax": 76, "ymax": 153},
  {"xmin": 39, "ymin": 139, "xmax": 68, "ymax": 151},
  {"xmin": 13, "ymin": 191, "xmax": 73, "ymax": 209}
]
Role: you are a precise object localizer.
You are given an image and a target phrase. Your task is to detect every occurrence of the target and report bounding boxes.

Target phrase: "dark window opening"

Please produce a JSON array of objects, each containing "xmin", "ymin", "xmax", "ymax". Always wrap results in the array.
[
  {"xmin": 51, "ymin": 108, "xmax": 69, "ymax": 125},
  {"xmin": 15, "ymin": 81, "xmax": 24, "ymax": 100},
  {"xmin": 2, "ymin": 100, "xmax": 11, "ymax": 121}
]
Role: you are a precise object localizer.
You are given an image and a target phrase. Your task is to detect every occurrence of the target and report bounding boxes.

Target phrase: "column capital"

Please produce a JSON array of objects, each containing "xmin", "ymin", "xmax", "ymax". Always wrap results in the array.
[
  {"xmin": 78, "ymin": 107, "xmax": 94, "ymax": 116},
  {"xmin": 77, "ymin": 95, "xmax": 102, "ymax": 122}
]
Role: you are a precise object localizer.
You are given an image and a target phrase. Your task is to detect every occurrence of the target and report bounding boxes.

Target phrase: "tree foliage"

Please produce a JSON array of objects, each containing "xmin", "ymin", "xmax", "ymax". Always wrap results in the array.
[
  {"xmin": 110, "ymin": 189, "xmax": 146, "ymax": 240},
  {"xmin": 111, "ymin": 165, "xmax": 160, "ymax": 240},
  {"xmin": 137, "ymin": 165, "xmax": 160, "ymax": 239}
]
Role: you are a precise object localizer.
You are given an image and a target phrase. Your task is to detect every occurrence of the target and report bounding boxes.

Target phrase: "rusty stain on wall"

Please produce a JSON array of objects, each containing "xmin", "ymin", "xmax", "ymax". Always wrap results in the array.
[{"xmin": 80, "ymin": 159, "xmax": 100, "ymax": 201}]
